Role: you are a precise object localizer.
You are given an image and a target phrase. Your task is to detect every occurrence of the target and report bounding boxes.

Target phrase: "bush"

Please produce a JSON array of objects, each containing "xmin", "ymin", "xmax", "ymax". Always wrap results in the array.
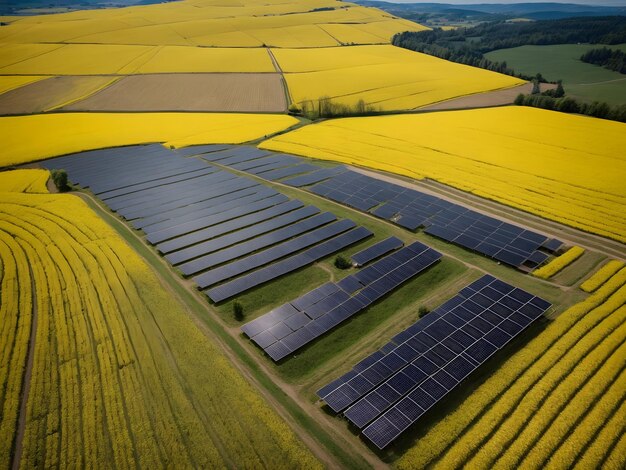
[
  {"xmin": 418, "ymin": 306, "xmax": 430, "ymax": 318},
  {"xmin": 233, "ymin": 302, "xmax": 244, "ymax": 321},
  {"xmin": 287, "ymin": 103, "xmax": 302, "ymax": 115},
  {"xmin": 334, "ymin": 255, "xmax": 352, "ymax": 270},
  {"xmin": 51, "ymin": 169, "xmax": 69, "ymax": 192}
]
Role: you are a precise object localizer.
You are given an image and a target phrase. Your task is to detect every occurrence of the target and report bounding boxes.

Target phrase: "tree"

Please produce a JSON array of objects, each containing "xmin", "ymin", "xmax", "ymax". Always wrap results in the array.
[
  {"xmin": 554, "ymin": 80, "xmax": 565, "ymax": 98},
  {"xmin": 514, "ymin": 93, "xmax": 525, "ymax": 105},
  {"xmin": 531, "ymin": 79, "xmax": 541, "ymax": 95},
  {"xmin": 233, "ymin": 302, "xmax": 244, "ymax": 321},
  {"xmin": 51, "ymin": 169, "xmax": 69, "ymax": 192},
  {"xmin": 334, "ymin": 255, "xmax": 352, "ymax": 270}
]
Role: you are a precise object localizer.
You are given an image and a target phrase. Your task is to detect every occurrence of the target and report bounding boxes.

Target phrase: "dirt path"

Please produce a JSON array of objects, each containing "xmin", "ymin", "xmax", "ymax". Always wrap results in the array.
[
  {"xmin": 12, "ymin": 266, "xmax": 38, "ymax": 470},
  {"xmin": 348, "ymin": 166, "xmax": 626, "ymax": 261},
  {"xmin": 267, "ymin": 48, "xmax": 293, "ymax": 107},
  {"xmin": 418, "ymin": 82, "xmax": 556, "ymax": 112}
]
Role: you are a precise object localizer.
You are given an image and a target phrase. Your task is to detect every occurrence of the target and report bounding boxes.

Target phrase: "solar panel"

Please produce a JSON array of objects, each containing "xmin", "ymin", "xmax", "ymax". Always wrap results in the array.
[
  {"xmin": 316, "ymin": 275, "xmax": 551, "ymax": 448},
  {"xmin": 240, "ymin": 244, "xmax": 442, "ymax": 360},
  {"xmin": 179, "ymin": 212, "xmax": 337, "ymax": 276},
  {"xmin": 145, "ymin": 193, "xmax": 288, "ymax": 244},
  {"xmin": 195, "ymin": 219, "xmax": 356, "ymax": 288},
  {"xmin": 351, "ymin": 237, "xmax": 404, "ymax": 266},
  {"xmin": 207, "ymin": 226, "xmax": 373, "ymax": 303},
  {"xmin": 162, "ymin": 203, "xmax": 314, "ymax": 260}
]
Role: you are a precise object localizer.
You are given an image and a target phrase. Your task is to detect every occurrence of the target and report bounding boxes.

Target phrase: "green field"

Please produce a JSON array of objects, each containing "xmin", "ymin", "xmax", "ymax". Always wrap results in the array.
[{"xmin": 485, "ymin": 44, "xmax": 626, "ymax": 104}]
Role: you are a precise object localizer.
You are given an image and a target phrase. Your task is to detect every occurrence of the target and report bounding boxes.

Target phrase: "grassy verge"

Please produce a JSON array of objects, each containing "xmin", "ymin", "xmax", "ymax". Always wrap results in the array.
[
  {"xmin": 552, "ymin": 250, "xmax": 607, "ymax": 287},
  {"xmin": 78, "ymin": 192, "xmax": 372, "ymax": 470},
  {"xmin": 275, "ymin": 258, "xmax": 467, "ymax": 383}
]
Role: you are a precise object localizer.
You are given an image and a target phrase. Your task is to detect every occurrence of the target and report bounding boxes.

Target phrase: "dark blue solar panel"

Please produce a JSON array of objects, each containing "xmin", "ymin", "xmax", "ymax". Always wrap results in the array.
[
  {"xmin": 178, "ymin": 212, "xmax": 336, "ymax": 275},
  {"xmin": 351, "ymin": 236, "xmax": 404, "ymax": 266},
  {"xmin": 159, "ymin": 200, "xmax": 311, "ymax": 256},
  {"xmin": 207, "ymin": 226, "xmax": 373, "ymax": 304},
  {"xmin": 316, "ymin": 274, "xmax": 551, "ymax": 448}
]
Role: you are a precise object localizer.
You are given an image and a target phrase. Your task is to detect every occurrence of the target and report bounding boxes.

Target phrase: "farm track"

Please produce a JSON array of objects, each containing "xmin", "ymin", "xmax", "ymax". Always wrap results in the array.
[
  {"xmin": 11, "ymin": 266, "xmax": 37, "ymax": 470},
  {"xmin": 348, "ymin": 166, "xmax": 626, "ymax": 260}
]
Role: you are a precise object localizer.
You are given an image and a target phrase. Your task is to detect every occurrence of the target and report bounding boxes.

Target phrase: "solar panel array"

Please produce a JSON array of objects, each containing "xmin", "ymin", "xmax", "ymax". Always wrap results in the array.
[
  {"xmin": 241, "ymin": 241, "xmax": 442, "ymax": 361},
  {"xmin": 176, "ymin": 145, "xmax": 562, "ymax": 271},
  {"xmin": 316, "ymin": 274, "xmax": 551, "ymax": 449},
  {"xmin": 275, "ymin": 169, "xmax": 562, "ymax": 269},
  {"xmin": 42, "ymin": 145, "xmax": 373, "ymax": 302},
  {"xmin": 351, "ymin": 236, "xmax": 404, "ymax": 267}
]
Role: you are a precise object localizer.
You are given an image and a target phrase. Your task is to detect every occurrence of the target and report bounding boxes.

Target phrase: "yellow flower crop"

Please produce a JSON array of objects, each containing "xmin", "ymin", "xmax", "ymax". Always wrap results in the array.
[
  {"xmin": 532, "ymin": 246, "xmax": 585, "ymax": 279},
  {"xmin": 261, "ymin": 107, "xmax": 626, "ymax": 242},
  {"xmin": 0, "ymin": 75, "xmax": 49, "ymax": 94},
  {"xmin": 0, "ymin": 112, "xmax": 298, "ymax": 166},
  {"xmin": 273, "ymin": 45, "xmax": 524, "ymax": 111},
  {"xmin": 396, "ymin": 267, "xmax": 626, "ymax": 470},
  {"xmin": 0, "ymin": 0, "xmax": 426, "ymax": 49},
  {"xmin": 0, "ymin": 169, "xmax": 49, "ymax": 193},
  {"xmin": 0, "ymin": 192, "xmax": 321, "ymax": 469},
  {"xmin": 580, "ymin": 260, "xmax": 626, "ymax": 293}
]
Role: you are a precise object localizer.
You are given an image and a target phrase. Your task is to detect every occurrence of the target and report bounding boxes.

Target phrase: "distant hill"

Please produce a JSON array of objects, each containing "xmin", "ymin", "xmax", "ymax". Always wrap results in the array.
[{"xmin": 356, "ymin": 1, "xmax": 626, "ymax": 22}]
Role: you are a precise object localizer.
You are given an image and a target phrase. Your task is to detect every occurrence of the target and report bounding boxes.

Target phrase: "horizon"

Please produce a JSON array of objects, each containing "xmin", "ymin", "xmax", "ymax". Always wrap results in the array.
[{"xmin": 383, "ymin": 0, "xmax": 626, "ymax": 6}]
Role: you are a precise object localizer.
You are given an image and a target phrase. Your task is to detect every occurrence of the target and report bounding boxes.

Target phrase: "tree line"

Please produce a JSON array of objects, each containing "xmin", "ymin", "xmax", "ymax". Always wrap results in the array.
[
  {"xmin": 580, "ymin": 47, "xmax": 626, "ymax": 74},
  {"xmin": 515, "ymin": 93, "xmax": 626, "ymax": 123},
  {"xmin": 392, "ymin": 16, "xmax": 626, "ymax": 80}
]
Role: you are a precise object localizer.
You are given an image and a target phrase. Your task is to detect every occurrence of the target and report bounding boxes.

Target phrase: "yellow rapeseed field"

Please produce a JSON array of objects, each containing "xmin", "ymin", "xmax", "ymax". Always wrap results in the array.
[
  {"xmin": 0, "ymin": 187, "xmax": 321, "ymax": 469},
  {"xmin": 0, "ymin": 76, "xmax": 49, "ymax": 94},
  {"xmin": 397, "ymin": 267, "xmax": 626, "ymax": 470},
  {"xmin": 0, "ymin": 169, "xmax": 49, "ymax": 193},
  {"xmin": 272, "ymin": 45, "xmax": 524, "ymax": 110},
  {"xmin": 261, "ymin": 107, "xmax": 626, "ymax": 242},
  {"xmin": 0, "ymin": 0, "xmax": 427, "ymax": 48},
  {"xmin": 0, "ymin": 113, "xmax": 298, "ymax": 166},
  {"xmin": 532, "ymin": 246, "xmax": 585, "ymax": 279},
  {"xmin": 581, "ymin": 260, "xmax": 626, "ymax": 292}
]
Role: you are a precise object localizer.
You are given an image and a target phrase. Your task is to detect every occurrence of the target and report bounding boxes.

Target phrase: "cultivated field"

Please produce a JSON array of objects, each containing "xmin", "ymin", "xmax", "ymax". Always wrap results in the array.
[
  {"xmin": 0, "ymin": 169, "xmax": 49, "ymax": 193},
  {"xmin": 0, "ymin": 174, "xmax": 321, "ymax": 469},
  {"xmin": 398, "ymin": 267, "xmax": 626, "ymax": 469},
  {"xmin": 0, "ymin": 44, "xmax": 276, "ymax": 75},
  {"xmin": 273, "ymin": 45, "xmax": 524, "ymax": 111},
  {"xmin": 485, "ymin": 44, "xmax": 626, "ymax": 105},
  {"xmin": 0, "ymin": 76, "xmax": 48, "ymax": 95},
  {"xmin": 64, "ymin": 73, "xmax": 286, "ymax": 113},
  {"xmin": 0, "ymin": 0, "xmax": 426, "ymax": 48},
  {"xmin": 261, "ymin": 107, "xmax": 626, "ymax": 242},
  {"xmin": 0, "ymin": 112, "xmax": 298, "ymax": 166},
  {"xmin": 0, "ymin": 76, "xmax": 117, "ymax": 114}
]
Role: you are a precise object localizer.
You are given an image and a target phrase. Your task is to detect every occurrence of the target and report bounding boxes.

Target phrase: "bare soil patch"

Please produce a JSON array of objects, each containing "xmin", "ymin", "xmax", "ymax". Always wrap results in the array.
[
  {"xmin": 64, "ymin": 73, "xmax": 287, "ymax": 113},
  {"xmin": 419, "ymin": 82, "xmax": 557, "ymax": 111},
  {"xmin": 0, "ymin": 76, "xmax": 116, "ymax": 115}
]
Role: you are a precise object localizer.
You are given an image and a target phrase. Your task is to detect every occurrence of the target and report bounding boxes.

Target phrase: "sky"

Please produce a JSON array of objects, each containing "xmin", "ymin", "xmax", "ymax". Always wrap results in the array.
[{"xmin": 387, "ymin": 0, "xmax": 626, "ymax": 5}]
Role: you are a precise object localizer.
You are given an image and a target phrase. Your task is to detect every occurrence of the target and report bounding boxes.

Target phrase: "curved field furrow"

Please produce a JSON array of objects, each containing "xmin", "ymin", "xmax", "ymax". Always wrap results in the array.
[{"xmin": 0, "ymin": 190, "xmax": 321, "ymax": 469}]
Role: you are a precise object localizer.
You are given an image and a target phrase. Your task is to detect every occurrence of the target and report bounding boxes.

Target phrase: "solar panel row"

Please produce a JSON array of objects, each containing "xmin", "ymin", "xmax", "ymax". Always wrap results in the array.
[
  {"xmin": 316, "ymin": 275, "xmax": 551, "ymax": 449},
  {"xmin": 163, "ymin": 203, "xmax": 314, "ymax": 262},
  {"xmin": 206, "ymin": 226, "xmax": 374, "ymax": 303},
  {"xmin": 241, "ymin": 242, "xmax": 442, "ymax": 361},
  {"xmin": 43, "ymin": 145, "xmax": 374, "ymax": 304},
  {"xmin": 286, "ymin": 169, "xmax": 561, "ymax": 269},
  {"xmin": 351, "ymin": 236, "xmax": 404, "ymax": 267},
  {"xmin": 194, "ymin": 218, "xmax": 355, "ymax": 287}
]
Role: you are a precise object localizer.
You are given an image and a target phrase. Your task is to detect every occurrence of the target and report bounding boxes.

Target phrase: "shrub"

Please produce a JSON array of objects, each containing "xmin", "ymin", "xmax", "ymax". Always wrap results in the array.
[
  {"xmin": 233, "ymin": 302, "xmax": 244, "ymax": 321},
  {"xmin": 334, "ymin": 255, "xmax": 352, "ymax": 270},
  {"xmin": 418, "ymin": 306, "xmax": 430, "ymax": 318},
  {"xmin": 51, "ymin": 169, "xmax": 69, "ymax": 192}
]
